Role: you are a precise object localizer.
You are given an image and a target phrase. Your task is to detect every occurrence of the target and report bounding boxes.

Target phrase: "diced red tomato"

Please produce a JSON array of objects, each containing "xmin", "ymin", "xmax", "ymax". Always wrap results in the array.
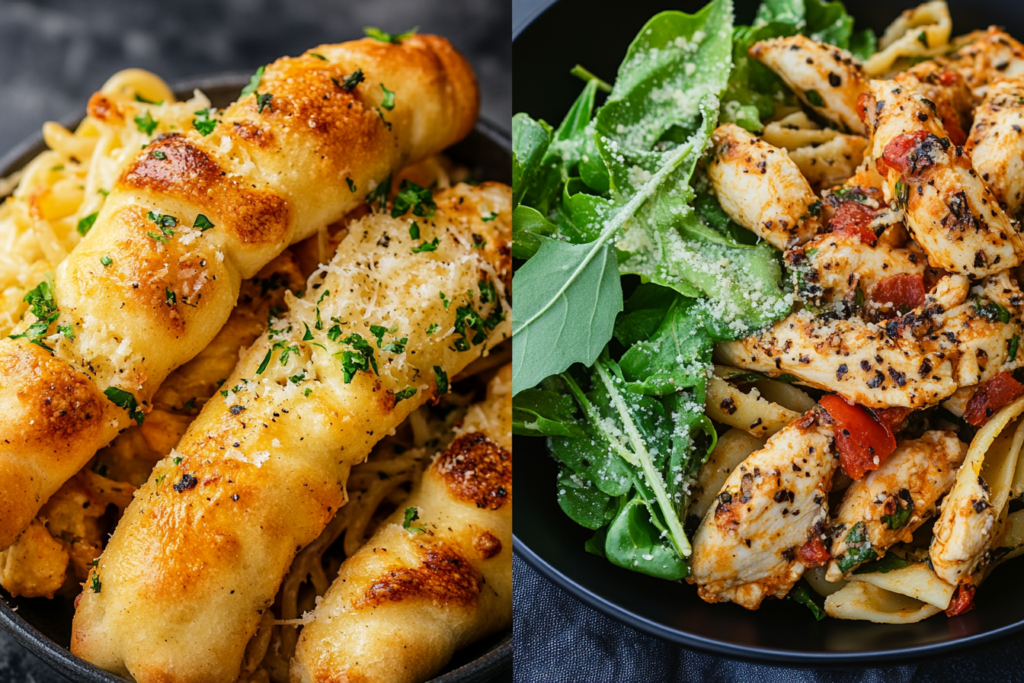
[
  {"xmin": 877, "ymin": 130, "xmax": 933, "ymax": 176},
  {"xmin": 938, "ymin": 70, "xmax": 961, "ymax": 87},
  {"xmin": 829, "ymin": 201, "xmax": 878, "ymax": 245},
  {"xmin": 870, "ymin": 273, "xmax": 926, "ymax": 317},
  {"xmin": 856, "ymin": 91, "xmax": 874, "ymax": 128},
  {"xmin": 943, "ymin": 116, "xmax": 967, "ymax": 147},
  {"xmin": 964, "ymin": 372, "xmax": 1024, "ymax": 426},
  {"xmin": 798, "ymin": 536, "xmax": 830, "ymax": 568},
  {"xmin": 874, "ymin": 406, "xmax": 913, "ymax": 433},
  {"xmin": 945, "ymin": 580, "xmax": 976, "ymax": 617},
  {"xmin": 819, "ymin": 394, "xmax": 897, "ymax": 480}
]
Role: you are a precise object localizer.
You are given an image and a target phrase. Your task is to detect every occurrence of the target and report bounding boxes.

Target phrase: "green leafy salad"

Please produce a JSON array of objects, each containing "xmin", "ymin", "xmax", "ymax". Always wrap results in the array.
[{"xmin": 511, "ymin": 0, "xmax": 876, "ymax": 580}]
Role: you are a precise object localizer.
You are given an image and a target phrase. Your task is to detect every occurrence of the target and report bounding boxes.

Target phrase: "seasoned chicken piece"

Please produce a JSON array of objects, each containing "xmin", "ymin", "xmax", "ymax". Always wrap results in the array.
[
  {"xmin": 760, "ymin": 113, "xmax": 868, "ymax": 191},
  {"xmin": 864, "ymin": 78, "xmax": 1024, "ymax": 276},
  {"xmin": 786, "ymin": 232, "xmax": 930, "ymax": 310},
  {"xmin": 749, "ymin": 36, "xmax": 869, "ymax": 135},
  {"xmin": 896, "ymin": 61, "xmax": 974, "ymax": 143},
  {"xmin": 947, "ymin": 27, "xmax": 1024, "ymax": 101},
  {"xmin": 714, "ymin": 308, "xmax": 957, "ymax": 409},
  {"xmin": 707, "ymin": 123, "xmax": 821, "ymax": 250},
  {"xmin": 919, "ymin": 272, "xmax": 1024, "ymax": 387},
  {"xmin": 826, "ymin": 431, "xmax": 966, "ymax": 581},
  {"xmin": 688, "ymin": 407, "xmax": 838, "ymax": 610},
  {"xmin": 967, "ymin": 76, "xmax": 1024, "ymax": 213},
  {"xmin": 863, "ymin": 0, "xmax": 951, "ymax": 78}
]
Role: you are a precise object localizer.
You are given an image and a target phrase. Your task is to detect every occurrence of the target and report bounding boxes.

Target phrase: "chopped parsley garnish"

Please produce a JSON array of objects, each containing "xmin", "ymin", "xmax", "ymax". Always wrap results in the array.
[
  {"xmin": 77, "ymin": 212, "xmax": 98, "ymax": 236},
  {"xmin": 365, "ymin": 175, "xmax": 391, "ymax": 211},
  {"xmin": 482, "ymin": 211, "xmax": 499, "ymax": 222},
  {"xmin": 103, "ymin": 387, "xmax": 145, "ymax": 425},
  {"xmin": 147, "ymin": 231, "xmax": 169, "ymax": 244},
  {"xmin": 455, "ymin": 305, "xmax": 488, "ymax": 346},
  {"xmin": 256, "ymin": 92, "xmax": 273, "ymax": 114},
  {"xmin": 471, "ymin": 233, "xmax": 486, "ymax": 249},
  {"xmin": 9, "ymin": 277, "xmax": 59, "ymax": 351},
  {"xmin": 100, "ymin": 255, "xmax": 112, "ymax": 267},
  {"xmin": 304, "ymin": 387, "xmax": 313, "ymax": 397},
  {"xmin": 91, "ymin": 573, "xmax": 102, "ymax": 593},
  {"xmin": 434, "ymin": 366, "xmax": 448, "ymax": 396},
  {"xmin": 346, "ymin": 177, "xmax": 356, "ymax": 193},
  {"xmin": 804, "ymin": 89, "xmax": 825, "ymax": 107},
  {"xmin": 134, "ymin": 93, "xmax": 163, "ymax": 105},
  {"xmin": 881, "ymin": 490, "xmax": 914, "ymax": 530},
  {"xmin": 479, "ymin": 279, "xmax": 497, "ymax": 304},
  {"xmin": 426, "ymin": 323, "xmax": 440, "ymax": 335},
  {"xmin": 51, "ymin": 164, "xmax": 64, "ymax": 171},
  {"xmin": 165, "ymin": 288, "xmax": 176, "ymax": 306},
  {"xmin": 341, "ymin": 69, "xmax": 365, "ymax": 92},
  {"xmin": 391, "ymin": 180, "xmax": 436, "ymax": 218},
  {"xmin": 382, "ymin": 337, "xmax": 408, "ymax": 354},
  {"xmin": 98, "ymin": 189, "xmax": 110, "ymax": 197},
  {"xmin": 194, "ymin": 214, "xmax": 215, "ymax": 231},
  {"xmin": 180, "ymin": 398, "xmax": 196, "ymax": 411},
  {"xmin": 380, "ymin": 83, "xmax": 395, "ymax": 111},
  {"xmin": 409, "ymin": 221, "xmax": 420, "ymax": 240},
  {"xmin": 303, "ymin": 323, "xmax": 315, "ymax": 341},
  {"xmin": 394, "ymin": 386, "xmax": 417, "ymax": 402},
  {"xmin": 790, "ymin": 583, "xmax": 825, "ymax": 620},
  {"xmin": 150, "ymin": 150, "xmax": 167, "ymax": 160},
  {"xmin": 370, "ymin": 324, "xmax": 389, "ymax": 347},
  {"xmin": 412, "ymin": 237, "xmax": 439, "ymax": 253},
  {"xmin": 835, "ymin": 521, "xmax": 877, "ymax": 574},
  {"xmin": 975, "ymin": 296, "xmax": 1012, "ymax": 323},
  {"xmin": 309, "ymin": 52, "xmax": 328, "ymax": 60},
  {"xmin": 1010, "ymin": 335, "xmax": 1020, "ymax": 361},
  {"xmin": 439, "ymin": 292, "xmax": 449, "ymax": 309},
  {"xmin": 147, "ymin": 211, "xmax": 178, "ymax": 229},
  {"xmin": 894, "ymin": 179, "xmax": 910, "ymax": 210},
  {"xmin": 241, "ymin": 65, "xmax": 265, "ymax": 98},
  {"xmin": 58, "ymin": 324, "xmax": 74, "ymax": 341},
  {"xmin": 364, "ymin": 26, "xmax": 418, "ymax": 43},
  {"xmin": 173, "ymin": 455, "xmax": 184, "ymax": 464},
  {"xmin": 193, "ymin": 107, "xmax": 217, "ymax": 136},
  {"xmin": 134, "ymin": 110, "xmax": 158, "ymax": 136},
  {"xmin": 917, "ymin": 31, "xmax": 929, "ymax": 48},
  {"xmin": 289, "ymin": 371, "xmax": 306, "ymax": 384},
  {"xmin": 334, "ymin": 332, "xmax": 378, "ymax": 383},
  {"xmin": 402, "ymin": 506, "xmax": 426, "ymax": 532}
]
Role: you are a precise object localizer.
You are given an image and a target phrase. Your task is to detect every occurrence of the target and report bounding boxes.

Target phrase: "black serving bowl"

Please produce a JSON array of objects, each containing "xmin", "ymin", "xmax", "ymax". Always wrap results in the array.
[
  {"xmin": 0, "ymin": 76, "xmax": 512, "ymax": 683},
  {"xmin": 514, "ymin": 0, "xmax": 1024, "ymax": 665}
]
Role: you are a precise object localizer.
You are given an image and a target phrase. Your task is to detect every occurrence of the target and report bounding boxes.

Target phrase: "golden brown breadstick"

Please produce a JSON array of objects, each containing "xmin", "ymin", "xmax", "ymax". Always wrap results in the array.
[
  {"xmin": 291, "ymin": 364, "xmax": 512, "ymax": 683},
  {"xmin": 0, "ymin": 34, "xmax": 478, "ymax": 551},
  {"xmin": 71, "ymin": 183, "xmax": 510, "ymax": 683}
]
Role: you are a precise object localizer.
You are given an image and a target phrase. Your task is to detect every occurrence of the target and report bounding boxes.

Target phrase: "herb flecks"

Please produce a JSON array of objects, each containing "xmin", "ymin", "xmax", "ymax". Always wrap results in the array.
[
  {"xmin": 364, "ymin": 26, "xmax": 418, "ymax": 43},
  {"xmin": 104, "ymin": 387, "xmax": 145, "ymax": 425},
  {"xmin": 134, "ymin": 110, "xmax": 158, "ymax": 136},
  {"xmin": 402, "ymin": 506, "xmax": 426, "ymax": 532}
]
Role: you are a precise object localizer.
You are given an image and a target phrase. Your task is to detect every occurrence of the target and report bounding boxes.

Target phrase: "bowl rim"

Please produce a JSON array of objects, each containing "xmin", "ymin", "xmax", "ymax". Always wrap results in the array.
[
  {"xmin": 0, "ymin": 73, "xmax": 512, "ymax": 683},
  {"xmin": 512, "ymin": 0, "xmax": 1024, "ymax": 665}
]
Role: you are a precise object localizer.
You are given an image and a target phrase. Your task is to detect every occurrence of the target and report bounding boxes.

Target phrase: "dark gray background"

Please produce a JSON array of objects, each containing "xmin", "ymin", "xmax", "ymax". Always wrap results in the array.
[{"xmin": 0, "ymin": 0, "xmax": 508, "ymax": 680}]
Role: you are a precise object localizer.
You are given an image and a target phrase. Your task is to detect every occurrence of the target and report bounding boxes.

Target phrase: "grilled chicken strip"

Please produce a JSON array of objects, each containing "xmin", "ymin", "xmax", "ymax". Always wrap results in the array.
[
  {"xmin": 967, "ymin": 76, "xmax": 1024, "ymax": 214},
  {"xmin": 863, "ymin": 75, "xmax": 1024, "ymax": 277},
  {"xmin": 749, "ymin": 36, "xmax": 869, "ymax": 136},
  {"xmin": 947, "ymin": 27, "xmax": 1024, "ymax": 101},
  {"xmin": 292, "ymin": 365, "xmax": 512, "ymax": 683},
  {"xmin": 688, "ymin": 407, "xmax": 838, "ymax": 610},
  {"xmin": 0, "ymin": 35, "xmax": 479, "ymax": 552},
  {"xmin": 707, "ymin": 123, "xmax": 821, "ymax": 250},
  {"xmin": 714, "ymin": 306, "xmax": 957, "ymax": 410},
  {"xmin": 786, "ymin": 232, "xmax": 930, "ymax": 311},
  {"xmin": 826, "ymin": 431, "xmax": 966, "ymax": 581},
  {"xmin": 71, "ymin": 184, "xmax": 511, "ymax": 683}
]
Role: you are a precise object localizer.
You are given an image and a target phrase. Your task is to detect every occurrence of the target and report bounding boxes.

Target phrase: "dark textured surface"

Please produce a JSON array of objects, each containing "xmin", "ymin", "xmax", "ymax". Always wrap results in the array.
[
  {"xmin": 514, "ymin": 554, "xmax": 1024, "ymax": 682},
  {"xmin": 0, "ymin": 1, "xmax": 509, "ymax": 681}
]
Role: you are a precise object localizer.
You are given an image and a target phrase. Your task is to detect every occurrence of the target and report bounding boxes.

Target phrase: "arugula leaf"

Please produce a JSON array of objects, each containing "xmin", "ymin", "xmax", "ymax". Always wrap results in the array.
[
  {"xmin": 557, "ymin": 466, "xmax": 616, "ymax": 530},
  {"xmin": 512, "ymin": 113, "xmax": 552, "ymax": 209},
  {"xmin": 512, "ymin": 115, "xmax": 715, "ymax": 396},
  {"xmin": 605, "ymin": 493, "xmax": 688, "ymax": 580},
  {"xmin": 721, "ymin": 21, "xmax": 798, "ymax": 131},
  {"xmin": 619, "ymin": 296, "xmax": 712, "ymax": 395},
  {"xmin": 594, "ymin": 0, "xmax": 734, "ymax": 198},
  {"xmin": 513, "ymin": 382, "xmax": 586, "ymax": 438},
  {"xmin": 613, "ymin": 282, "xmax": 680, "ymax": 348}
]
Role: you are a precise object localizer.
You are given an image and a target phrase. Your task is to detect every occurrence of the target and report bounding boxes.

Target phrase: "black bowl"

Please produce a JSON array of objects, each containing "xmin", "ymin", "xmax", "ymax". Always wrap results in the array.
[
  {"xmin": 513, "ymin": 0, "xmax": 1024, "ymax": 665},
  {"xmin": 0, "ymin": 75, "xmax": 512, "ymax": 683}
]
